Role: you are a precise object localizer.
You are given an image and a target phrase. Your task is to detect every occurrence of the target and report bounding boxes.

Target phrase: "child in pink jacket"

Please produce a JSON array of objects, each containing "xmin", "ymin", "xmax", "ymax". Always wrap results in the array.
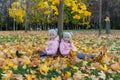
[
  {"xmin": 60, "ymin": 32, "xmax": 77, "ymax": 56},
  {"xmin": 39, "ymin": 29, "xmax": 59, "ymax": 57},
  {"xmin": 60, "ymin": 32, "xmax": 95, "ymax": 59}
]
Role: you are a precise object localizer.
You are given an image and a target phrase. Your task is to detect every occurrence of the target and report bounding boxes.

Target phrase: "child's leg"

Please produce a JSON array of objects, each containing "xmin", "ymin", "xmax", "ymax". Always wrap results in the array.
[
  {"xmin": 86, "ymin": 54, "xmax": 95, "ymax": 59},
  {"xmin": 37, "ymin": 49, "xmax": 47, "ymax": 57},
  {"xmin": 39, "ymin": 53, "xmax": 47, "ymax": 57},
  {"xmin": 77, "ymin": 53, "xmax": 86, "ymax": 59},
  {"xmin": 77, "ymin": 53, "xmax": 95, "ymax": 59}
]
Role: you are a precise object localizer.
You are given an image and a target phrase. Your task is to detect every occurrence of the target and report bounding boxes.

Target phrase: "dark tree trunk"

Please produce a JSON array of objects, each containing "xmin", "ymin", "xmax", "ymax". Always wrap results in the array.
[
  {"xmin": 99, "ymin": 0, "xmax": 102, "ymax": 35},
  {"xmin": 58, "ymin": 0, "xmax": 64, "ymax": 39},
  {"xmin": 106, "ymin": 20, "xmax": 111, "ymax": 34},
  {"xmin": 105, "ymin": 1, "xmax": 111, "ymax": 34},
  {"xmin": 25, "ymin": 0, "xmax": 30, "ymax": 32}
]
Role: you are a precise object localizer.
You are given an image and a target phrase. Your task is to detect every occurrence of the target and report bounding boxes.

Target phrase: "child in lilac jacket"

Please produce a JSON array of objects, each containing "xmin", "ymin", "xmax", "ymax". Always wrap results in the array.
[
  {"xmin": 39, "ymin": 29, "xmax": 59, "ymax": 57},
  {"xmin": 60, "ymin": 32, "xmax": 95, "ymax": 59},
  {"xmin": 60, "ymin": 32, "xmax": 77, "ymax": 56}
]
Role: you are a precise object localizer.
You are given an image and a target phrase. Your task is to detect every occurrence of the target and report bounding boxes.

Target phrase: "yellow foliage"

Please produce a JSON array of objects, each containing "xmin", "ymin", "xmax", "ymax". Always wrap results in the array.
[
  {"xmin": 72, "ymin": 5, "xmax": 78, "ymax": 12},
  {"xmin": 8, "ymin": 62, "xmax": 14, "ymax": 68},
  {"xmin": 65, "ymin": 71, "xmax": 71, "ymax": 78},
  {"xmin": 34, "ymin": 0, "xmax": 91, "ymax": 23},
  {"xmin": 84, "ymin": 11, "xmax": 92, "ymax": 17},
  {"xmin": 44, "ymin": 10, "xmax": 51, "ymax": 15},
  {"xmin": 50, "ymin": 5, "xmax": 58, "ymax": 11},
  {"xmin": 8, "ymin": 1, "xmax": 26, "ymax": 23},
  {"xmin": 100, "ymin": 64, "xmax": 108, "ymax": 72},
  {"xmin": 38, "ymin": 1, "xmax": 49, "ymax": 9},
  {"xmin": 54, "ymin": 11, "xmax": 58, "ymax": 15},
  {"xmin": 51, "ymin": 77, "xmax": 56, "ymax": 80},
  {"xmin": 111, "ymin": 62, "xmax": 120, "ymax": 71},
  {"xmin": 68, "ymin": 50, "xmax": 77, "ymax": 58},
  {"xmin": 51, "ymin": 76, "xmax": 61, "ymax": 80},
  {"xmin": 101, "ymin": 54, "xmax": 111, "ymax": 63},
  {"xmin": 73, "ymin": 15, "xmax": 81, "ymax": 20},
  {"xmin": 0, "ymin": 31, "xmax": 119, "ymax": 79},
  {"xmin": 52, "ymin": 0, "xmax": 60, "ymax": 5},
  {"xmin": 39, "ymin": 64, "xmax": 50, "ymax": 76},
  {"xmin": 80, "ymin": 5, "xmax": 87, "ymax": 11},
  {"xmin": 78, "ymin": 9, "xmax": 84, "ymax": 14},
  {"xmin": 2, "ymin": 70, "xmax": 13, "ymax": 80},
  {"xmin": 65, "ymin": 2, "xmax": 71, "ymax": 7},
  {"xmin": 50, "ymin": 5, "xmax": 58, "ymax": 15},
  {"xmin": 27, "ymin": 74, "xmax": 37, "ymax": 80},
  {"xmin": 71, "ymin": 65, "xmax": 79, "ymax": 70},
  {"xmin": 4, "ymin": 66, "xmax": 9, "ymax": 70},
  {"xmin": 11, "ymin": 2, "xmax": 20, "ymax": 8},
  {"xmin": 22, "ymin": 56, "xmax": 31, "ymax": 65}
]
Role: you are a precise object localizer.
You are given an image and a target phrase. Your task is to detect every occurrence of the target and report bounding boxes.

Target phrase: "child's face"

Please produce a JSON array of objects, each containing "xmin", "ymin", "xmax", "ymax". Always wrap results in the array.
[
  {"xmin": 64, "ymin": 36, "xmax": 70, "ymax": 42},
  {"xmin": 49, "ymin": 33, "xmax": 56, "ymax": 40}
]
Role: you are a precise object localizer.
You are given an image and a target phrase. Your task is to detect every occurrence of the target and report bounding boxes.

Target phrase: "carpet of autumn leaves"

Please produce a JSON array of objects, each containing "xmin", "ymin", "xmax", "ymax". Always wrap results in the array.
[{"xmin": 0, "ymin": 31, "xmax": 120, "ymax": 80}]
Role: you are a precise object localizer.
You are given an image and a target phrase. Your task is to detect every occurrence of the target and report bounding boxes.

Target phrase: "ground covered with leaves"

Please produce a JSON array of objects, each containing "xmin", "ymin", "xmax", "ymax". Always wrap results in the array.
[{"xmin": 0, "ymin": 31, "xmax": 120, "ymax": 80}]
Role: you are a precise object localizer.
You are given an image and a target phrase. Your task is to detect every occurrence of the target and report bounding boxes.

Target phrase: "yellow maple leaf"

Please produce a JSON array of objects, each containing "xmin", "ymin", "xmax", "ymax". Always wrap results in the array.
[
  {"xmin": 84, "ymin": 11, "xmax": 92, "ymax": 17},
  {"xmin": 65, "ymin": 71, "xmax": 71, "ymax": 78},
  {"xmin": 52, "ymin": 0, "xmax": 60, "ymax": 5},
  {"xmin": 44, "ymin": 10, "xmax": 51, "ymax": 15},
  {"xmin": 73, "ymin": 15, "xmax": 81, "ymax": 20},
  {"xmin": 50, "ymin": 5, "xmax": 57, "ymax": 11},
  {"xmin": 80, "ymin": 5, "xmax": 87, "ymax": 11},
  {"xmin": 101, "ymin": 54, "xmax": 111, "ymax": 63},
  {"xmin": 22, "ymin": 56, "xmax": 31, "ymax": 65},
  {"xmin": 71, "ymin": 65, "xmax": 79, "ymax": 71},
  {"xmin": 39, "ymin": 64, "xmax": 50, "ymax": 76},
  {"xmin": 8, "ymin": 62, "xmax": 14, "ymax": 68},
  {"xmin": 51, "ymin": 77, "xmax": 56, "ymax": 80},
  {"xmin": 51, "ymin": 76, "xmax": 61, "ymax": 80},
  {"xmin": 27, "ymin": 74, "xmax": 37, "ymax": 80},
  {"xmin": 100, "ymin": 64, "xmax": 108, "ymax": 72}
]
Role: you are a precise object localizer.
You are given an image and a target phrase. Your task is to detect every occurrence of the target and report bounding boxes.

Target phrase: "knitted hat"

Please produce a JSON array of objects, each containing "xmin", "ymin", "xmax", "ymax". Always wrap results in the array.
[
  {"xmin": 48, "ymin": 29, "xmax": 58, "ymax": 36},
  {"xmin": 63, "ymin": 32, "xmax": 73, "ymax": 39}
]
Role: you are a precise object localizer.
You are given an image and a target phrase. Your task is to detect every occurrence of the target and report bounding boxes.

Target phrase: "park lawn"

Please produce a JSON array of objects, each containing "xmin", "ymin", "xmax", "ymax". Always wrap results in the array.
[{"xmin": 0, "ymin": 31, "xmax": 120, "ymax": 80}]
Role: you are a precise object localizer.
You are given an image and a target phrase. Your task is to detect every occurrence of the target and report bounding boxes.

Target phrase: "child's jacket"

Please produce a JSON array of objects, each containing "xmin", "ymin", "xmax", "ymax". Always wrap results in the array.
[
  {"xmin": 45, "ymin": 36, "xmax": 59, "ymax": 56},
  {"xmin": 60, "ymin": 39, "xmax": 77, "ymax": 56}
]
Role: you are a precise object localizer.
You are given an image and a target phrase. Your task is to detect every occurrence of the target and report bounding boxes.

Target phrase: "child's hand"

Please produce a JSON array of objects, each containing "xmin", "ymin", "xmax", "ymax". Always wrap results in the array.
[
  {"xmin": 70, "ymin": 40, "xmax": 73, "ymax": 45},
  {"xmin": 70, "ymin": 40, "xmax": 73, "ymax": 43},
  {"xmin": 71, "ymin": 42, "xmax": 73, "ymax": 45}
]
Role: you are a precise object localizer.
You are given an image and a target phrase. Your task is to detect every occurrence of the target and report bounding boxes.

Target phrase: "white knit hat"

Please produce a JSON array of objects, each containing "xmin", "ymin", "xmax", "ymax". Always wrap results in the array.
[
  {"xmin": 63, "ymin": 32, "xmax": 73, "ymax": 39},
  {"xmin": 48, "ymin": 29, "xmax": 58, "ymax": 36}
]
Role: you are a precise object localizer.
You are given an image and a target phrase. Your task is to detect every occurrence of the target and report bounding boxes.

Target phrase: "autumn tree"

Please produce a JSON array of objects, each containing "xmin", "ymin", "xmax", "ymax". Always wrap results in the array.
[
  {"xmin": 29, "ymin": 0, "xmax": 91, "ymax": 37},
  {"xmin": 8, "ymin": 1, "xmax": 26, "ymax": 30}
]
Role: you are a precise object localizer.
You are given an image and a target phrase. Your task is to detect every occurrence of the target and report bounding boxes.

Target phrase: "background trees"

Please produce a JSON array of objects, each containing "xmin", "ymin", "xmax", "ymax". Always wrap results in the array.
[
  {"xmin": 0, "ymin": 0, "xmax": 120, "ymax": 30},
  {"xmin": 8, "ymin": 1, "xmax": 26, "ymax": 30},
  {"xmin": 88, "ymin": 0, "xmax": 120, "ymax": 30},
  {"xmin": 7, "ymin": 0, "xmax": 91, "ymax": 31}
]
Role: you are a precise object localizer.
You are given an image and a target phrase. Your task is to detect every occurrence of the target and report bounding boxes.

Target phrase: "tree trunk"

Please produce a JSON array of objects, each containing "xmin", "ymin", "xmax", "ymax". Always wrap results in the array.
[
  {"xmin": 98, "ymin": 0, "xmax": 102, "ymax": 35},
  {"xmin": 25, "ymin": 0, "xmax": 30, "ymax": 32},
  {"xmin": 105, "ymin": 2, "xmax": 111, "ymax": 34},
  {"xmin": 106, "ymin": 20, "xmax": 111, "ymax": 34},
  {"xmin": 58, "ymin": 0, "xmax": 64, "ymax": 39}
]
